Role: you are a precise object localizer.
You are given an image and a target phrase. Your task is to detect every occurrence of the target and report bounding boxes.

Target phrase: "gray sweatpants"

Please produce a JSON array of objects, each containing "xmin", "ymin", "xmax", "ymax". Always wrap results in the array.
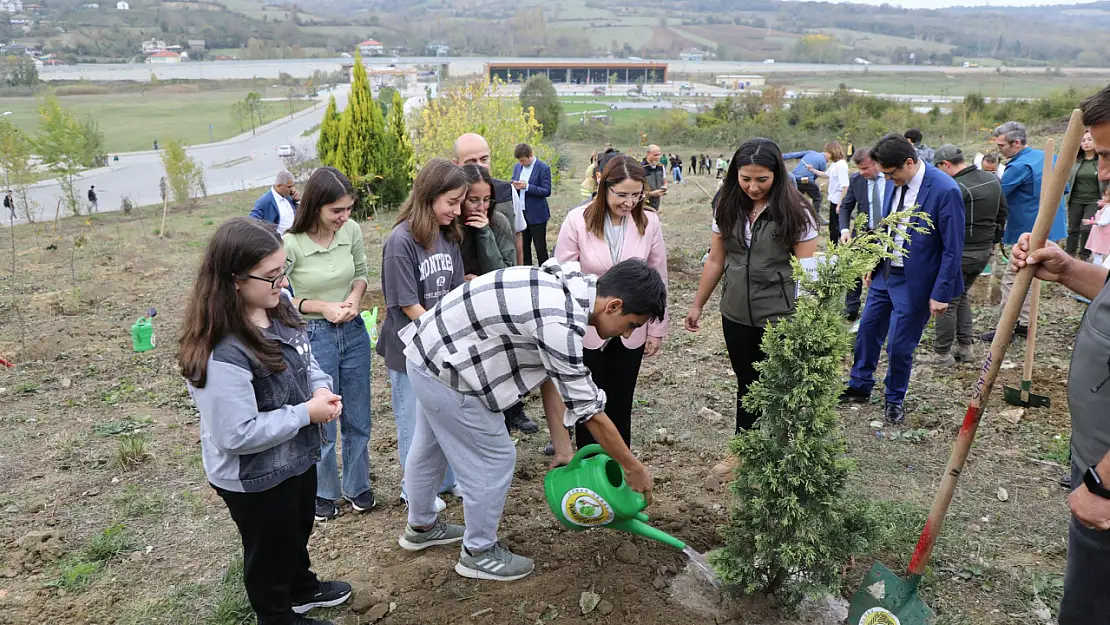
[
  {"xmin": 405, "ymin": 359, "xmax": 516, "ymax": 553},
  {"xmin": 999, "ymin": 253, "xmax": 1032, "ymax": 327}
]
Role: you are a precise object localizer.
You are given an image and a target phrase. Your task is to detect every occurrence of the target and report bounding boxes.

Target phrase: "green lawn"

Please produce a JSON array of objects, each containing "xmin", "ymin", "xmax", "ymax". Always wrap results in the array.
[{"xmin": 0, "ymin": 89, "xmax": 316, "ymax": 153}]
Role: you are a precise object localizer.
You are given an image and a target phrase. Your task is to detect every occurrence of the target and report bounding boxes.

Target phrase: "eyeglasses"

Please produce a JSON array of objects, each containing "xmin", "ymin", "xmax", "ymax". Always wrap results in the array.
[
  {"xmin": 464, "ymin": 196, "xmax": 492, "ymax": 207},
  {"xmin": 241, "ymin": 260, "xmax": 292, "ymax": 289},
  {"xmin": 608, "ymin": 189, "xmax": 644, "ymax": 203}
]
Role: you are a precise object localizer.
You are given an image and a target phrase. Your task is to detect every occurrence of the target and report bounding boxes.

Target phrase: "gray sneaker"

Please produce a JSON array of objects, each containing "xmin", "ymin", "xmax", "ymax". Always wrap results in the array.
[
  {"xmin": 919, "ymin": 352, "xmax": 955, "ymax": 366},
  {"xmin": 455, "ymin": 542, "xmax": 535, "ymax": 582},
  {"xmin": 397, "ymin": 519, "xmax": 464, "ymax": 551},
  {"xmin": 953, "ymin": 344, "xmax": 975, "ymax": 363}
]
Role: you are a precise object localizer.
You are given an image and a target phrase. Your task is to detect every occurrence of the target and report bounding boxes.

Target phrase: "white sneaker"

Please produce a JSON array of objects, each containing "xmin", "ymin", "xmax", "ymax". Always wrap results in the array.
[{"xmin": 399, "ymin": 493, "xmax": 448, "ymax": 513}]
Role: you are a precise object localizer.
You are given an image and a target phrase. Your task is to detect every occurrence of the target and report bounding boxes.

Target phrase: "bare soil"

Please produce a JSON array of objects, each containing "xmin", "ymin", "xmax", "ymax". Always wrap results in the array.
[{"xmin": 0, "ymin": 148, "xmax": 1079, "ymax": 624}]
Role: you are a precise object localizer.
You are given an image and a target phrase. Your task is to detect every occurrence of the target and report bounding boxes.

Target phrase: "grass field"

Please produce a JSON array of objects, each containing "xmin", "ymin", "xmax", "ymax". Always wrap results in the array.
[
  {"xmin": 814, "ymin": 28, "xmax": 956, "ymax": 56},
  {"xmin": 0, "ymin": 89, "xmax": 315, "ymax": 153}
]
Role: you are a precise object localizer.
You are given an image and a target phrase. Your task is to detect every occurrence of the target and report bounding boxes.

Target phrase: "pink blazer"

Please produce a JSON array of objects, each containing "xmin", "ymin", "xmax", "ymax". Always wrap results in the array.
[{"xmin": 554, "ymin": 205, "xmax": 669, "ymax": 350}]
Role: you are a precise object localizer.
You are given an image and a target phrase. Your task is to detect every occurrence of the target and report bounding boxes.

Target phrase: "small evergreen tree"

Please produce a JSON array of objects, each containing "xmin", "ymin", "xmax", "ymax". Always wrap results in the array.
[
  {"xmin": 710, "ymin": 209, "xmax": 929, "ymax": 611},
  {"xmin": 379, "ymin": 90, "xmax": 414, "ymax": 210},
  {"xmin": 335, "ymin": 51, "xmax": 388, "ymax": 215},
  {"xmin": 520, "ymin": 73, "xmax": 562, "ymax": 137},
  {"xmin": 316, "ymin": 94, "xmax": 340, "ymax": 167}
]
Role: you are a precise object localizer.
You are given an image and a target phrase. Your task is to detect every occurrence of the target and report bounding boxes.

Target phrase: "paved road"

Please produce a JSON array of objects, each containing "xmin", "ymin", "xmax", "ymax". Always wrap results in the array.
[{"xmin": 17, "ymin": 86, "xmax": 349, "ymax": 224}]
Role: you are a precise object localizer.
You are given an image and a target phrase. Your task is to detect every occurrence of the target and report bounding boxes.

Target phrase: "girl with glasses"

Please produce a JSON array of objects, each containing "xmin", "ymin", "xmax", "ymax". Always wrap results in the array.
[
  {"xmin": 179, "ymin": 217, "xmax": 352, "ymax": 625},
  {"xmin": 458, "ymin": 163, "xmax": 517, "ymax": 277},
  {"xmin": 553, "ymin": 155, "xmax": 669, "ymax": 449}
]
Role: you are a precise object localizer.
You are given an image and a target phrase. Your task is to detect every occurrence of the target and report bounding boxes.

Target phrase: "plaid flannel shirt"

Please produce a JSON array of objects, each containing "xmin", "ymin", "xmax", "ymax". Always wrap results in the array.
[{"xmin": 400, "ymin": 260, "xmax": 607, "ymax": 427}]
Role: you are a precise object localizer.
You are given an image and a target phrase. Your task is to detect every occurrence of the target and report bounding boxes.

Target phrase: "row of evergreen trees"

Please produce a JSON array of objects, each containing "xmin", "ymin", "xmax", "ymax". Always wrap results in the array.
[{"xmin": 316, "ymin": 51, "xmax": 414, "ymax": 215}]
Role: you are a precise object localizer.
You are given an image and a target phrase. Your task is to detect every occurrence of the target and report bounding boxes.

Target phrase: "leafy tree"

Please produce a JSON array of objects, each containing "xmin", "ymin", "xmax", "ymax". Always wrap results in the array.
[
  {"xmin": 230, "ymin": 101, "xmax": 249, "ymax": 133},
  {"xmin": 711, "ymin": 209, "xmax": 930, "ymax": 611},
  {"xmin": 160, "ymin": 139, "xmax": 205, "ymax": 207},
  {"xmin": 379, "ymin": 90, "xmax": 414, "ymax": 210},
  {"xmin": 80, "ymin": 117, "xmax": 107, "ymax": 168},
  {"xmin": 316, "ymin": 94, "xmax": 341, "ymax": 168},
  {"xmin": 241, "ymin": 92, "xmax": 267, "ymax": 135},
  {"xmin": 334, "ymin": 52, "xmax": 388, "ymax": 210},
  {"xmin": 36, "ymin": 94, "xmax": 88, "ymax": 216},
  {"xmin": 1, "ymin": 55, "xmax": 38, "ymax": 87},
  {"xmin": 519, "ymin": 74, "xmax": 562, "ymax": 137},
  {"xmin": 0, "ymin": 119, "xmax": 37, "ymax": 223},
  {"xmin": 417, "ymin": 77, "xmax": 555, "ymax": 182}
]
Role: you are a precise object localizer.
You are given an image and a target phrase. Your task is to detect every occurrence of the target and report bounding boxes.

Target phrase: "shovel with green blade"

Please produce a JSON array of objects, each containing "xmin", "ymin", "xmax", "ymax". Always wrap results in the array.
[
  {"xmin": 1002, "ymin": 278, "xmax": 1051, "ymax": 408},
  {"xmin": 847, "ymin": 110, "xmax": 1085, "ymax": 625}
]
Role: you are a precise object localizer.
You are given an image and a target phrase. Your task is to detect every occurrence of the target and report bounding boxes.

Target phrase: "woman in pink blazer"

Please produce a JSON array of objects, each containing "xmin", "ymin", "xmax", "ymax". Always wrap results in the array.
[{"xmin": 555, "ymin": 155, "xmax": 669, "ymax": 449}]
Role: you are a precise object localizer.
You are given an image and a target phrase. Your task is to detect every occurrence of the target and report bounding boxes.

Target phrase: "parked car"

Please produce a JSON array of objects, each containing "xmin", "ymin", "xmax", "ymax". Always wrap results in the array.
[
  {"xmin": 278, "ymin": 145, "xmax": 295, "ymax": 158},
  {"xmin": 592, "ymin": 86, "xmax": 606, "ymax": 95}
]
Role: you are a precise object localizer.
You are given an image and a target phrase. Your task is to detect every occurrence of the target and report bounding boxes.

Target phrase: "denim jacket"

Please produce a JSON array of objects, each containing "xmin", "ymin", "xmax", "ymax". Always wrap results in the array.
[{"xmin": 188, "ymin": 318, "xmax": 332, "ymax": 493}]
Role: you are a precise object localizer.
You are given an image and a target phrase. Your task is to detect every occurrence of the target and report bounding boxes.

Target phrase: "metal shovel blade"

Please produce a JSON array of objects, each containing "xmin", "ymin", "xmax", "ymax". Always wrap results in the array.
[
  {"xmin": 847, "ymin": 562, "xmax": 932, "ymax": 625},
  {"xmin": 1002, "ymin": 381, "xmax": 1051, "ymax": 408}
]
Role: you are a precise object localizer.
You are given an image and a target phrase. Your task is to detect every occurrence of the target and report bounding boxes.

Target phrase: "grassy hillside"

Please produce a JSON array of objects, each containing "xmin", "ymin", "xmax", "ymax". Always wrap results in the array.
[{"xmin": 2, "ymin": 0, "xmax": 1108, "ymax": 67}]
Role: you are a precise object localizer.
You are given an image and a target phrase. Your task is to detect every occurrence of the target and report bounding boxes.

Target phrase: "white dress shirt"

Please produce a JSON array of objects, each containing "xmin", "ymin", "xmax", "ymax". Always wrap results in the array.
[
  {"xmin": 890, "ymin": 160, "xmax": 926, "ymax": 268},
  {"xmin": 271, "ymin": 187, "xmax": 295, "ymax": 235},
  {"xmin": 827, "ymin": 159, "xmax": 850, "ymax": 205}
]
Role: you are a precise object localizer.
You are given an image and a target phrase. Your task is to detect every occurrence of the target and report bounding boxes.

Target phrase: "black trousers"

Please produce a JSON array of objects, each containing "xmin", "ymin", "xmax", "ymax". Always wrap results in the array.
[
  {"xmin": 576, "ymin": 339, "xmax": 645, "ymax": 449},
  {"xmin": 797, "ymin": 180, "xmax": 823, "ymax": 212},
  {"xmin": 721, "ymin": 317, "xmax": 766, "ymax": 433},
  {"xmin": 521, "ymin": 221, "xmax": 549, "ymax": 266},
  {"xmin": 216, "ymin": 466, "xmax": 320, "ymax": 625},
  {"xmin": 1059, "ymin": 463, "xmax": 1110, "ymax": 624},
  {"xmin": 828, "ymin": 201, "xmax": 840, "ymax": 243}
]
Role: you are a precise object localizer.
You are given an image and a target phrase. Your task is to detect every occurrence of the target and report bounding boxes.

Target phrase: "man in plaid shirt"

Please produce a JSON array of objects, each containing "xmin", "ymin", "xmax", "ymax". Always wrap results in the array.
[{"xmin": 395, "ymin": 258, "xmax": 666, "ymax": 581}]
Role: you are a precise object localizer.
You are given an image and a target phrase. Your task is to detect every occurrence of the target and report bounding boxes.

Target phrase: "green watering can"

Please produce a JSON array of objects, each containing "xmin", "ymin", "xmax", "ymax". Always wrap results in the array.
[
  {"xmin": 544, "ymin": 444, "xmax": 685, "ymax": 550},
  {"xmin": 131, "ymin": 307, "xmax": 157, "ymax": 353},
  {"xmin": 359, "ymin": 307, "xmax": 379, "ymax": 350}
]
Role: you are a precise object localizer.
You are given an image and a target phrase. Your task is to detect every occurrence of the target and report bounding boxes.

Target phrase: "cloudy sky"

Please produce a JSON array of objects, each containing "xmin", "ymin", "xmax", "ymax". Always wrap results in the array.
[{"xmin": 807, "ymin": 0, "xmax": 1100, "ymax": 7}]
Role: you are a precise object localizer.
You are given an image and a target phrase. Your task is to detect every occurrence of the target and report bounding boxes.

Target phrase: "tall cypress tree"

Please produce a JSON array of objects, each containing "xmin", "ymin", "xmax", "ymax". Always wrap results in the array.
[
  {"xmin": 316, "ymin": 94, "xmax": 340, "ymax": 167},
  {"xmin": 335, "ymin": 51, "xmax": 387, "ymax": 185},
  {"xmin": 380, "ymin": 90, "xmax": 414, "ymax": 209}
]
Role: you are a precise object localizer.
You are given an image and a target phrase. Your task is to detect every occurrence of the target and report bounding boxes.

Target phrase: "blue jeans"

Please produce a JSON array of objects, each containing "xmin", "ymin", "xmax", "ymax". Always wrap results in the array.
[
  {"xmin": 307, "ymin": 316, "xmax": 372, "ymax": 501},
  {"xmin": 388, "ymin": 368, "xmax": 456, "ymax": 497}
]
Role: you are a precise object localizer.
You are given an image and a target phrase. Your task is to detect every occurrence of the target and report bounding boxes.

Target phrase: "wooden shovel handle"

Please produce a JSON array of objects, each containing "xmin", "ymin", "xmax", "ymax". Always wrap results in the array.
[
  {"xmin": 1022, "ymin": 279, "xmax": 1042, "ymax": 387},
  {"xmin": 907, "ymin": 110, "xmax": 1086, "ymax": 576}
]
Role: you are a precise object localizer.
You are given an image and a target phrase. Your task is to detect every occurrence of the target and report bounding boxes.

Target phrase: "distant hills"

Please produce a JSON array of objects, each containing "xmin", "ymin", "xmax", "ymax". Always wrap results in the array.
[{"xmin": 3, "ymin": 0, "xmax": 1108, "ymax": 67}]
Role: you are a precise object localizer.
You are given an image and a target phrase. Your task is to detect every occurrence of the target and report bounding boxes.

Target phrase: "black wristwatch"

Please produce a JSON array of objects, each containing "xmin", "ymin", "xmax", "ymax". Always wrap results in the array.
[{"xmin": 1083, "ymin": 467, "xmax": 1110, "ymax": 499}]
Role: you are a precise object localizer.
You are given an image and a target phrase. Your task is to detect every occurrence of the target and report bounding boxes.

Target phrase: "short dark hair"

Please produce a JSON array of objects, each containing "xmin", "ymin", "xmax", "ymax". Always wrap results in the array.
[
  {"xmin": 981, "ymin": 152, "xmax": 1000, "ymax": 165},
  {"xmin": 514, "ymin": 143, "xmax": 534, "ymax": 159},
  {"xmin": 850, "ymin": 147, "xmax": 871, "ymax": 165},
  {"xmin": 596, "ymin": 259, "xmax": 667, "ymax": 322},
  {"xmin": 904, "ymin": 129, "xmax": 923, "ymax": 145},
  {"xmin": 1081, "ymin": 84, "xmax": 1110, "ymax": 128},
  {"xmin": 596, "ymin": 148, "xmax": 621, "ymax": 175},
  {"xmin": 870, "ymin": 134, "xmax": 919, "ymax": 169}
]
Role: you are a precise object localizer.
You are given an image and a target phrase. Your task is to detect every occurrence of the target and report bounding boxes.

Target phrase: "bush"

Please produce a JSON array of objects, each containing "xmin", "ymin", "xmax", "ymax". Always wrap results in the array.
[
  {"xmin": 520, "ymin": 74, "xmax": 563, "ymax": 137},
  {"xmin": 711, "ymin": 209, "xmax": 930, "ymax": 611}
]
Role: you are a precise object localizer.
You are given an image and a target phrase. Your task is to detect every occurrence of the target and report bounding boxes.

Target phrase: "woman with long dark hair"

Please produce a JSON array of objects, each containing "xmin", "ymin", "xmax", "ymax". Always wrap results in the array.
[
  {"xmin": 684, "ymin": 138, "xmax": 818, "ymax": 476},
  {"xmin": 179, "ymin": 217, "xmax": 352, "ymax": 625},
  {"xmin": 1066, "ymin": 129, "xmax": 1106, "ymax": 258},
  {"xmin": 554, "ymin": 155, "xmax": 669, "ymax": 450},
  {"xmin": 378, "ymin": 158, "xmax": 467, "ymax": 510},
  {"xmin": 284, "ymin": 167, "xmax": 374, "ymax": 522}
]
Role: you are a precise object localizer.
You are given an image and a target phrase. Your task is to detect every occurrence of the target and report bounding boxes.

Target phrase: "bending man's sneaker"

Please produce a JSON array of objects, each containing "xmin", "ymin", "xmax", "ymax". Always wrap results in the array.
[
  {"xmin": 292, "ymin": 580, "xmax": 352, "ymax": 614},
  {"xmin": 455, "ymin": 541, "xmax": 535, "ymax": 582},
  {"xmin": 398, "ymin": 519, "xmax": 464, "ymax": 551}
]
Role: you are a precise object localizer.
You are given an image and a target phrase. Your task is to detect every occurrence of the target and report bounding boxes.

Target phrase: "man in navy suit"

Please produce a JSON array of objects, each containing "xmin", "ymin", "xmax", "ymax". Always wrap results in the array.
[
  {"xmin": 837, "ymin": 147, "xmax": 888, "ymax": 322},
  {"xmin": 511, "ymin": 143, "xmax": 552, "ymax": 265},
  {"xmin": 841, "ymin": 134, "xmax": 965, "ymax": 424},
  {"xmin": 248, "ymin": 171, "xmax": 299, "ymax": 235}
]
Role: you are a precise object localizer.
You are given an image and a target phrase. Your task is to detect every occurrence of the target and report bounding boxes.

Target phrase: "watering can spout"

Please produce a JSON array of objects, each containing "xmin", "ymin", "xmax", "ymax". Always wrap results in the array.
[{"xmin": 608, "ymin": 518, "xmax": 686, "ymax": 551}]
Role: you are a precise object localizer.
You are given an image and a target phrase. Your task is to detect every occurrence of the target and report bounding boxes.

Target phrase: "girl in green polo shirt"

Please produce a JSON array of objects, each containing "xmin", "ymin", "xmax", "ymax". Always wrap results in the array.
[{"xmin": 283, "ymin": 167, "xmax": 374, "ymax": 522}]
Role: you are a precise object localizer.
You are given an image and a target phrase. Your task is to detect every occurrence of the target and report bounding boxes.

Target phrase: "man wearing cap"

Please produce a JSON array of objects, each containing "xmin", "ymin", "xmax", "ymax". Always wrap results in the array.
[{"xmin": 921, "ymin": 144, "xmax": 1008, "ymax": 366}]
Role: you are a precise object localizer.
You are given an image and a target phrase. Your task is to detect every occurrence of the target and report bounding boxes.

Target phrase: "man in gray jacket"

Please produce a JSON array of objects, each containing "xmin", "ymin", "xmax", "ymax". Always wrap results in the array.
[{"xmin": 922, "ymin": 144, "xmax": 1007, "ymax": 365}]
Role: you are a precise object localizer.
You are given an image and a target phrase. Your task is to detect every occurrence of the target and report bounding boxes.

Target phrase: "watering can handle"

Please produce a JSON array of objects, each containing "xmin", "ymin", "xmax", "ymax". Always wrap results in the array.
[{"xmin": 566, "ymin": 444, "xmax": 605, "ymax": 470}]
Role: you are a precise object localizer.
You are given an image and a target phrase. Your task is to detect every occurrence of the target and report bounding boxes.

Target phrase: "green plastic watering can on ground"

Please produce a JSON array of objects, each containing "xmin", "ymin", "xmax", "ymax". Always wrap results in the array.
[{"xmin": 544, "ymin": 444, "xmax": 685, "ymax": 550}]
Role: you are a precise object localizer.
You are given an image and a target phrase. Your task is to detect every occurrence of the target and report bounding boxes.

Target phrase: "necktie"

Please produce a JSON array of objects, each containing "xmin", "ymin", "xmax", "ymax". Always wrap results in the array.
[
  {"xmin": 869, "ymin": 179, "xmax": 882, "ymax": 230},
  {"xmin": 884, "ymin": 186, "xmax": 908, "ymax": 279}
]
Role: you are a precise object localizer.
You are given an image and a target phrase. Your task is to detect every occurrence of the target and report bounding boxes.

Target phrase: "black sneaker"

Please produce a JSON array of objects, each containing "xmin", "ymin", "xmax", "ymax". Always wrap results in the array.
[
  {"xmin": 292, "ymin": 580, "xmax": 352, "ymax": 614},
  {"xmin": 839, "ymin": 386, "xmax": 871, "ymax": 404},
  {"xmin": 978, "ymin": 325, "xmax": 1028, "ymax": 344},
  {"xmin": 1059, "ymin": 474, "xmax": 1072, "ymax": 489},
  {"xmin": 508, "ymin": 412, "xmax": 539, "ymax": 434},
  {"xmin": 314, "ymin": 497, "xmax": 338, "ymax": 522},
  {"xmin": 345, "ymin": 489, "xmax": 376, "ymax": 513},
  {"xmin": 293, "ymin": 617, "xmax": 334, "ymax": 625},
  {"xmin": 884, "ymin": 402, "xmax": 906, "ymax": 425}
]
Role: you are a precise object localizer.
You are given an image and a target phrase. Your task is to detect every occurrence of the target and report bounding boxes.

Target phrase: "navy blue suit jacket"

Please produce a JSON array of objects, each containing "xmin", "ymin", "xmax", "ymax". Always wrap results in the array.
[
  {"xmin": 883, "ymin": 162, "xmax": 965, "ymax": 304},
  {"xmin": 249, "ymin": 188, "xmax": 298, "ymax": 226},
  {"xmin": 511, "ymin": 158, "xmax": 552, "ymax": 225}
]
